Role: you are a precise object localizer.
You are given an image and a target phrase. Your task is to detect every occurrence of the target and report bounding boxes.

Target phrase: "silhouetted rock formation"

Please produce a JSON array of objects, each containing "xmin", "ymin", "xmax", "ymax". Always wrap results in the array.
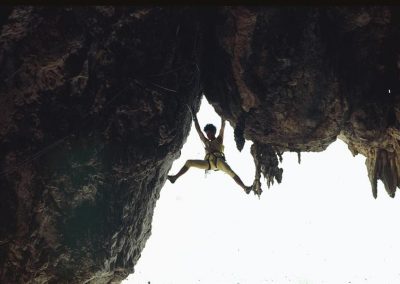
[
  {"xmin": 202, "ymin": 6, "xmax": 400, "ymax": 198},
  {"xmin": 1, "ymin": 6, "xmax": 399, "ymax": 283},
  {"xmin": 0, "ymin": 7, "xmax": 201, "ymax": 283}
]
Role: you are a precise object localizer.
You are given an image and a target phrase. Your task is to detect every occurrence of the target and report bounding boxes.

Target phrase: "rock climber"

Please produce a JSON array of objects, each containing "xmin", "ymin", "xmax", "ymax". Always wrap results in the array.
[{"xmin": 167, "ymin": 107, "xmax": 252, "ymax": 194}]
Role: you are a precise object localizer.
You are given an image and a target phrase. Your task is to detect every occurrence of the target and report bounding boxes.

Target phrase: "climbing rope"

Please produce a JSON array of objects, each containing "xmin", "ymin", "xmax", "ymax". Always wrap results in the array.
[{"xmin": 0, "ymin": 63, "xmax": 204, "ymax": 179}]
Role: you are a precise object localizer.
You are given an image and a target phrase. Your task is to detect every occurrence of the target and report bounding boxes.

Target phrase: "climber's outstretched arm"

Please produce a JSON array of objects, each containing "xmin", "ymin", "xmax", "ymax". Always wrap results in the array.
[
  {"xmin": 193, "ymin": 114, "xmax": 208, "ymax": 144},
  {"xmin": 218, "ymin": 117, "xmax": 225, "ymax": 140}
]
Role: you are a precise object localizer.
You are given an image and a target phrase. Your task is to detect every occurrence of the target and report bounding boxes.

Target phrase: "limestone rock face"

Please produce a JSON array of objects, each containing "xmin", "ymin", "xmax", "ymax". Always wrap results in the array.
[
  {"xmin": 202, "ymin": 6, "xmax": 400, "ymax": 197},
  {"xmin": 1, "ymin": 5, "xmax": 400, "ymax": 284},
  {"xmin": 0, "ymin": 7, "xmax": 201, "ymax": 283}
]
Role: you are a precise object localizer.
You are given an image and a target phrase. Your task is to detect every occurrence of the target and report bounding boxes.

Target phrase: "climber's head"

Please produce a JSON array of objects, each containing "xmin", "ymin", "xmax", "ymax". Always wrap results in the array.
[{"xmin": 204, "ymin": 124, "xmax": 217, "ymax": 140}]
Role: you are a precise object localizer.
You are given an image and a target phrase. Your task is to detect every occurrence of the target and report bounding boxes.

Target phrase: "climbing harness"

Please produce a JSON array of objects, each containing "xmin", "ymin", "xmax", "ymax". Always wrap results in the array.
[{"xmin": 205, "ymin": 151, "xmax": 226, "ymax": 171}]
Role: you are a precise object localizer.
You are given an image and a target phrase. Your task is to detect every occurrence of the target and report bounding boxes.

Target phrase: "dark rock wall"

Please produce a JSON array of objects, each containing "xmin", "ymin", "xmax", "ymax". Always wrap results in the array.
[
  {"xmin": 0, "ymin": 7, "xmax": 201, "ymax": 283},
  {"xmin": 201, "ymin": 6, "xmax": 400, "ymax": 197},
  {"xmin": 1, "ymin": 5, "xmax": 400, "ymax": 283}
]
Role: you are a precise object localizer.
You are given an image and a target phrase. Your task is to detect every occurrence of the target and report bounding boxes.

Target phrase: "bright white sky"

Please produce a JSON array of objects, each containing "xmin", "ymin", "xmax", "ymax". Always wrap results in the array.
[{"xmin": 123, "ymin": 98, "xmax": 400, "ymax": 284}]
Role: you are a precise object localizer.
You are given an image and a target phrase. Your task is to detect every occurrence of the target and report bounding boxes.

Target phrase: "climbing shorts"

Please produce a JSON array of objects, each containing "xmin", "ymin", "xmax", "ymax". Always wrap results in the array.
[{"xmin": 184, "ymin": 156, "xmax": 236, "ymax": 178}]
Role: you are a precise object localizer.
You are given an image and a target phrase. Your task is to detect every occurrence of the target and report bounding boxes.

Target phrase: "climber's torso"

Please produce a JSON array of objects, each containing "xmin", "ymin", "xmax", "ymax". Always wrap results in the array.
[{"xmin": 204, "ymin": 136, "xmax": 225, "ymax": 169}]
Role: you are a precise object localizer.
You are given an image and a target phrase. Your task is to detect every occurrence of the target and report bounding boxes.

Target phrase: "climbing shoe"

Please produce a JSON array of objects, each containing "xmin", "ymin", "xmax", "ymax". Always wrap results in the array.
[
  {"xmin": 167, "ymin": 175, "xmax": 177, "ymax": 184},
  {"xmin": 244, "ymin": 185, "xmax": 252, "ymax": 194}
]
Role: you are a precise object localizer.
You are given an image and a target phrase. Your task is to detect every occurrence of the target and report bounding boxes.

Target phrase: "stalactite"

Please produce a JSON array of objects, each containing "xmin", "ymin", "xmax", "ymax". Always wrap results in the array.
[
  {"xmin": 366, "ymin": 148, "xmax": 400, "ymax": 198},
  {"xmin": 234, "ymin": 111, "xmax": 246, "ymax": 152},
  {"xmin": 367, "ymin": 149, "xmax": 379, "ymax": 198},
  {"xmin": 297, "ymin": 151, "xmax": 301, "ymax": 164},
  {"xmin": 250, "ymin": 143, "xmax": 283, "ymax": 196}
]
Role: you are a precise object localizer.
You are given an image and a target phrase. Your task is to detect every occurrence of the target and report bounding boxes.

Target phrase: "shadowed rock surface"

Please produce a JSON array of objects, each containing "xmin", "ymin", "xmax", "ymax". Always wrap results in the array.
[
  {"xmin": 0, "ymin": 6, "xmax": 202, "ymax": 283},
  {"xmin": 202, "ymin": 6, "xmax": 400, "ymax": 197},
  {"xmin": 1, "ymin": 5, "xmax": 400, "ymax": 283}
]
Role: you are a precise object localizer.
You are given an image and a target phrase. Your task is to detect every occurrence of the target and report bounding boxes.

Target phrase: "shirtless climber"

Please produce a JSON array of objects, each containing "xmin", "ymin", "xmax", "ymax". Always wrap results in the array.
[{"xmin": 167, "ymin": 107, "xmax": 252, "ymax": 194}]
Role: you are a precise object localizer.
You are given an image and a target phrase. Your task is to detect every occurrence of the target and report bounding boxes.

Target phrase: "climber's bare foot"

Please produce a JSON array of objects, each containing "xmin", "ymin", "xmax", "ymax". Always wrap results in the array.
[{"xmin": 167, "ymin": 175, "xmax": 177, "ymax": 184}]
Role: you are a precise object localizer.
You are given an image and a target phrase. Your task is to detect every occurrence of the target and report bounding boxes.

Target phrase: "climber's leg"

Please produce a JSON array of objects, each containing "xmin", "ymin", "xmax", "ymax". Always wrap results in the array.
[
  {"xmin": 232, "ymin": 175, "xmax": 252, "ymax": 194},
  {"xmin": 217, "ymin": 159, "xmax": 251, "ymax": 194},
  {"xmin": 168, "ymin": 159, "xmax": 209, "ymax": 183}
]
